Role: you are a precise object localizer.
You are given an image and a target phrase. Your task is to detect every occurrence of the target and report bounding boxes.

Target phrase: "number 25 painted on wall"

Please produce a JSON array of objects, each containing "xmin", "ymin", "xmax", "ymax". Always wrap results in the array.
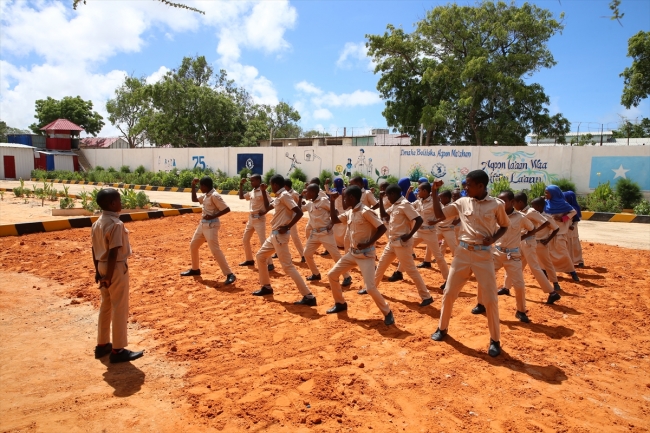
[{"xmin": 192, "ymin": 156, "xmax": 206, "ymax": 169}]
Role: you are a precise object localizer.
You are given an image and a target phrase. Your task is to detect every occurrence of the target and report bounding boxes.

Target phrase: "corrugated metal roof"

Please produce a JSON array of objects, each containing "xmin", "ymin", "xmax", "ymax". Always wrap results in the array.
[
  {"xmin": 80, "ymin": 137, "xmax": 123, "ymax": 148},
  {"xmin": 40, "ymin": 119, "xmax": 84, "ymax": 131}
]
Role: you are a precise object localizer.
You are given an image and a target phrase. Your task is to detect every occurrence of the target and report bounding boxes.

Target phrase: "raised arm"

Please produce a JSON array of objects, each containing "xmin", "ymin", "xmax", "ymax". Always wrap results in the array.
[
  {"xmin": 191, "ymin": 178, "xmax": 200, "ymax": 203},
  {"xmin": 328, "ymin": 192, "xmax": 342, "ymax": 224},
  {"xmin": 238, "ymin": 178, "xmax": 246, "ymax": 200},
  {"xmin": 431, "ymin": 180, "xmax": 446, "ymax": 220}
]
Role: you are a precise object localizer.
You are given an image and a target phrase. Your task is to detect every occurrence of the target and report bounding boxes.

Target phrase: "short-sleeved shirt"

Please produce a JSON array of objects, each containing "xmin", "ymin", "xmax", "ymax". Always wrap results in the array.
[
  {"xmin": 303, "ymin": 196, "xmax": 331, "ymax": 230},
  {"xmin": 437, "ymin": 202, "xmax": 458, "ymax": 230},
  {"xmin": 198, "ymin": 189, "xmax": 228, "ymax": 221},
  {"xmin": 244, "ymin": 188, "xmax": 269, "ymax": 215},
  {"xmin": 413, "ymin": 195, "xmax": 436, "ymax": 227},
  {"xmin": 287, "ymin": 188, "xmax": 301, "ymax": 205},
  {"xmin": 318, "ymin": 190, "xmax": 328, "ymax": 199},
  {"xmin": 535, "ymin": 212, "xmax": 559, "ymax": 241},
  {"xmin": 335, "ymin": 195, "xmax": 345, "ymax": 214},
  {"xmin": 386, "ymin": 196, "xmax": 420, "ymax": 239},
  {"xmin": 546, "ymin": 209, "xmax": 577, "ymax": 235},
  {"xmin": 382, "ymin": 196, "xmax": 391, "ymax": 210},
  {"xmin": 91, "ymin": 211, "xmax": 132, "ymax": 262},
  {"xmin": 520, "ymin": 206, "xmax": 546, "ymax": 237},
  {"xmin": 338, "ymin": 202, "xmax": 384, "ymax": 249},
  {"xmin": 271, "ymin": 190, "xmax": 299, "ymax": 230},
  {"xmin": 361, "ymin": 189, "xmax": 378, "ymax": 208},
  {"xmin": 441, "ymin": 195, "xmax": 510, "ymax": 244},
  {"xmin": 496, "ymin": 210, "xmax": 535, "ymax": 250}
]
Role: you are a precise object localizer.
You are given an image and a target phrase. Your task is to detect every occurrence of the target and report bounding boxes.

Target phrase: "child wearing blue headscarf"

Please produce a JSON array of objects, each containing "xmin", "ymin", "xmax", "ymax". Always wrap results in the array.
[
  {"xmin": 563, "ymin": 191, "xmax": 584, "ymax": 267},
  {"xmin": 398, "ymin": 177, "xmax": 417, "ymax": 202},
  {"xmin": 544, "ymin": 185, "xmax": 579, "ymax": 281}
]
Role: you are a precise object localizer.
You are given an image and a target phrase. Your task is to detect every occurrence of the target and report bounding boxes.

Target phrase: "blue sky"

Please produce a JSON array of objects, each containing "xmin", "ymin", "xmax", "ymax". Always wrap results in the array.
[{"xmin": 1, "ymin": 0, "xmax": 648, "ymax": 138}]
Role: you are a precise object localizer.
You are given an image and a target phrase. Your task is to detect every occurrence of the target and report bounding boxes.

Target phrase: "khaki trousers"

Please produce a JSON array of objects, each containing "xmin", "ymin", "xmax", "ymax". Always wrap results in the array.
[
  {"xmin": 303, "ymin": 230, "xmax": 350, "ymax": 279},
  {"xmin": 413, "ymin": 228, "xmax": 449, "ymax": 279},
  {"xmin": 438, "ymin": 228, "xmax": 458, "ymax": 257},
  {"xmin": 333, "ymin": 224, "xmax": 346, "ymax": 248},
  {"xmin": 491, "ymin": 249, "xmax": 526, "ymax": 312},
  {"xmin": 439, "ymin": 246, "xmax": 500, "ymax": 342},
  {"xmin": 243, "ymin": 215, "xmax": 272, "ymax": 265},
  {"xmin": 375, "ymin": 239, "xmax": 431, "ymax": 301},
  {"xmin": 97, "ymin": 261, "xmax": 129, "ymax": 349},
  {"xmin": 290, "ymin": 224, "xmax": 304, "ymax": 258},
  {"xmin": 256, "ymin": 232, "xmax": 312, "ymax": 297},
  {"xmin": 190, "ymin": 221, "xmax": 232, "ymax": 276},
  {"xmin": 536, "ymin": 242, "xmax": 558, "ymax": 283},
  {"xmin": 328, "ymin": 250, "xmax": 391, "ymax": 315},
  {"xmin": 567, "ymin": 222, "xmax": 584, "ymax": 265},
  {"xmin": 504, "ymin": 237, "xmax": 554, "ymax": 294},
  {"xmin": 549, "ymin": 234, "xmax": 575, "ymax": 273}
]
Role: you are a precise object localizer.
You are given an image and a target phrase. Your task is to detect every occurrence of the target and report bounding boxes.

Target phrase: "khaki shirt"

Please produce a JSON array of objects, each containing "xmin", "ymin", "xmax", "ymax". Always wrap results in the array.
[
  {"xmin": 361, "ymin": 189, "xmax": 378, "ymax": 208},
  {"xmin": 520, "ymin": 206, "xmax": 545, "ymax": 237},
  {"xmin": 303, "ymin": 196, "xmax": 331, "ymax": 230},
  {"xmin": 382, "ymin": 196, "xmax": 391, "ymax": 210},
  {"xmin": 335, "ymin": 195, "xmax": 345, "ymax": 214},
  {"xmin": 91, "ymin": 211, "xmax": 132, "ymax": 262},
  {"xmin": 496, "ymin": 210, "xmax": 534, "ymax": 250},
  {"xmin": 386, "ymin": 196, "xmax": 420, "ymax": 239},
  {"xmin": 338, "ymin": 202, "xmax": 384, "ymax": 249},
  {"xmin": 318, "ymin": 190, "xmax": 328, "ymax": 200},
  {"xmin": 287, "ymin": 188, "xmax": 301, "ymax": 205},
  {"xmin": 270, "ymin": 190, "xmax": 299, "ymax": 230},
  {"xmin": 198, "ymin": 189, "xmax": 228, "ymax": 221},
  {"xmin": 534, "ymin": 212, "xmax": 559, "ymax": 241},
  {"xmin": 413, "ymin": 195, "xmax": 436, "ymax": 227},
  {"xmin": 546, "ymin": 209, "xmax": 576, "ymax": 235},
  {"xmin": 437, "ymin": 202, "xmax": 458, "ymax": 231},
  {"xmin": 244, "ymin": 188, "xmax": 269, "ymax": 215},
  {"xmin": 442, "ymin": 195, "xmax": 510, "ymax": 244}
]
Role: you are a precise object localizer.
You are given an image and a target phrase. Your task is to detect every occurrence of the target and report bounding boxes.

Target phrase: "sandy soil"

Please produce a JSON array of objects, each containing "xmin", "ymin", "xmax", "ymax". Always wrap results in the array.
[
  {"xmin": 1, "ymin": 212, "xmax": 649, "ymax": 432},
  {"xmin": 0, "ymin": 193, "xmax": 65, "ymax": 224}
]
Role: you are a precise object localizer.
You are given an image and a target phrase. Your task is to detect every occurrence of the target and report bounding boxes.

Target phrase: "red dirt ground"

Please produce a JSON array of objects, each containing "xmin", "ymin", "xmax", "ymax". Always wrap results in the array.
[{"xmin": 1, "ymin": 212, "xmax": 649, "ymax": 432}]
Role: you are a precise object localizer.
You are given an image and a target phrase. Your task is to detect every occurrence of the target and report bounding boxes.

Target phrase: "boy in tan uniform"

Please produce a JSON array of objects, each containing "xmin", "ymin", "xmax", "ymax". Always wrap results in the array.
[
  {"xmin": 430, "ymin": 171, "xmax": 509, "ymax": 357},
  {"xmin": 437, "ymin": 190, "xmax": 459, "ymax": 257},
  {"xmin": 92, "ymin": 188, "xmax": 144, "ymax": 363},
  {"xmin": 239, "ymin": 175, "xmax": 274, "ymax": 271},
  {"xmin": 254, "ymin": 175, "xmax": 316, "ymax": 305},
  {"xmin": 283, "ymin": 179, "xmax": 305, "ymax": 262},
  {"xmin": 412, "ymin": 183, "xmax": 450, "ymax": 283},
  {"xmin": 181, "ymin": 177, "xmax": 236, "ymax": 285},
  {"xmin": 301, "ymin": 184, "xmax": 352, "ymax": 286},
  {"xmin": 326, "ymin": 186, "xmax": 394, "ymax": 325},
  {"xmin": 530, "ymin": 198, "xmax": 562, "ymax": 291}
]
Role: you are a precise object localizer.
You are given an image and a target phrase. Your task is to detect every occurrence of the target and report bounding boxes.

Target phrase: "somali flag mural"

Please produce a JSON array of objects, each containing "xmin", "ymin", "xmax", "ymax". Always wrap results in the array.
[{"xmin": 589, "ymin": 156, "xmax": 650, "ymax": 190}]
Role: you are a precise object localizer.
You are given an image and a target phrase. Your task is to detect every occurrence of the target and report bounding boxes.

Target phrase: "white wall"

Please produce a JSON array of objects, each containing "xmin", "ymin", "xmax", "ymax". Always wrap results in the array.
[
  {"xmin": 53, "ymin": 155, "xmax": 74, "ymax": 172},
  {"xmin": 81, "ymin": 145, "xmax": 650, "ymax": 193},
  {"xmin": 0, "ymin": 147, "xmax": 34, "ymax": 179}
]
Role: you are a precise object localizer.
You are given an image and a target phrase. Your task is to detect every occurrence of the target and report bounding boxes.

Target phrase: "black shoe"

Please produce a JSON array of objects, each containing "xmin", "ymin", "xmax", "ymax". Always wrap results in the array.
[
  {"xmin": 515, "ymin": 311, "xmax": 530, "ymax": 323},
  {"xmin": 577, "ymin": 262, "xmax": 585, "ymax": 268},
  {"xmin": 497, "ymin": 287, "xmax": 510, "ymax": 296},
  {"xmin": 384, "ymin": 311, "xmax": 395, "ymax": 326},
  {"xmin": 253, "ymin": 286, "xmax": 274, "ymax": 296},
  {"xmin": 431, "ymin": 328, "xmax": 448, "ymax": 341},
  {"xmin": 387, "ymin": 271, "xmax": 403, "ymax": 282},
  {"xmin": 268, "ymin": 264, "xmax": 275, "ymax": 272},
  {"xmin": 272, "ymin": 253, "xmax": 278, "ymax": 259},
  {"xmin": 239, "ymin": 260, "xmax": 255, "ymax": 266},
  {"xmin": 570, "ymin": 271, "xmax": 580, "ymax": 282},
  {"xmin": 301, "ymin": 256, "xmax": 306, "ymax": 263},
  {"xmin": 419, "ymin": 297, "xmax": 434, "ymax": 307},
  {"xmin": 439, "ymin": 281, "xmax": 446, "ymax": 291},
  {"xmin": 471, "ymin": 303, "xmax": 486, "ymax": 315},
  {"xmin": 326, "ymin": 302, "xmax": 348, "ymax": 314},
  {"xmin": 320, "ymin": 250, "xmax": 330, "ymax": 256},
  {"xmin": 488, "ymin": 340, "xmax": 501, "ymax": 357},
  {"xmin": 294, "ymin": 296, "xmax": 317, "ymax": 306},
  {"xmin": 306, "ymin": 274, "xmax": 321, "ymax": 281},
  {"xmin": 341, "ymin": 276, "xmax": 352, "ymax": 287},
  {"xmin": 357, "ymin": 288, "xmax": 368, "ymax": 295},
  {"xmin": 553, "ymin": 282, "xmax": 561, "ymax": 292},
  {"xmin": 417, "ymin": 262, "xmax": 432, "ymax": 269},
  {"xmin": 224, "ymin": 274, "xmax": 236, "ymax": 285},
  {"xmin": 546, "ymin": 291, "xmax": 561, "ymax": 304},
  {"xmin": 109, "ymin": 349, "xmax": 144, "ymax": 364},
  {"xmin": 94, "ymin": 343, "xmax": 112, "ymax": 359},
  {"xmin": 412, "ymin": 253, "xmax": 416, "ymax": 259},
  {"xmin": 180, "ymin": 269, "xmax": 201, "ymax": 277}
]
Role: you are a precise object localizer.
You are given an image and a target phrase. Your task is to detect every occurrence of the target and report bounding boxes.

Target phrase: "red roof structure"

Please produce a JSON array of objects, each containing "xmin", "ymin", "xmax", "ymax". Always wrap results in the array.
[
  {"xmin": 81, "ymin": 137, "xmax": 122, "ymax": 148},
  {"xmin": 40, "ymin": 119, "xmax": 84, "ymax": 132}
]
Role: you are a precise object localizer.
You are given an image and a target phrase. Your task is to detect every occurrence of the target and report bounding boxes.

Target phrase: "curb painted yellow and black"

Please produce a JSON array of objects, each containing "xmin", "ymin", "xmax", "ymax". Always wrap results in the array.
[
  {"xmin": 29, "ymin": 179, "xmax": 241, "ymax": 195},
  {"xmin": 581, "ymin": 211, "xmax": 650, "ymax": 224}
]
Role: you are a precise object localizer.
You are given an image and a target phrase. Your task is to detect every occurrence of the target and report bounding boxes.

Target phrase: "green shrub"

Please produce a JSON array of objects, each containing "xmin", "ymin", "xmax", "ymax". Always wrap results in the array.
[
  {"xmin": 290, "ymin": 167, "xmax": 307, "ymax": 182},
  {"xmin": 178, "ymin": 170, "xmax": 196, "ymax": 188},
  {"xmin": 107, "ymin": 167, "xmax": 117, "ymax": 173},
  {"xmin": 214, "ymin": 169, "xmax": 229, "ymax": 182},
  {"xmin": 135, "ymin": 165, "xmax": 146, "ymax": 175},
  {"xmin": 528, "ymin": 182, "xmax": 546, "ymax": 203},
  {"xmin": 592, "ymin": 181, "xmax": 614, "ymax": 202},
  {"xmin": 576, "ymin": 194, "xmax": 589, "ymax": 211},
  {"xmin": 162, "ymin": 171, "xmax": 178, "ymax": 187},
  {"xmin": 489, "ymin": 176, "xmax": 511, "ymax": 197},
  {"xmin": 385, "ymin": 175, "xmax": 399, "ymax": 185},
  {"xmin": 59, "ymin": 197, "xmax": 75, "ymax": 209},
  {"xmin": 585, "ymin": 194, "xmax": 622, "ymax": 213},
  {"xmin": 554, "ymin": 178, "xmax": 576, "ymax": 192},
  {"xmin": 633, "ymin": 199, "xmax": 650, "ymax": 215},
  {"xmin": 13, "ymin": 187, "xmax": 24, "ymax": 197},
  {"xmin": 263, "ymin": 169, "xmax": 276, "ymax": 185},
  {"xmin": 94, "ymin": 166, "xmax": 105, "ymax": 171},
  {"xmin": 319, "ymin": 170, "xmax": 333, "ymax": 186},
  {"xmin": 291, "ymin": 179, "xmax": 306, "ymax": 195},
  {"xmin": 615, "ymin": 178, "xmax": 642, "ymax": 209},
  {"xmin": 136, "ymin": 191, "xmax": 150, "ymax": 208},
  {"xmin": 31, "ymin": 169, "xmax": 47, "ymax": 179},
  {"xmin": 239, "ymin": 167, "xmax": 252, "ymax": 179},
  {"xmin": 217, "ymin": 176, "xmax": 240, "ymax": 191},
  {"xmin": 119, "ymin": 165, "xmax": 131, "ymax": 174}
]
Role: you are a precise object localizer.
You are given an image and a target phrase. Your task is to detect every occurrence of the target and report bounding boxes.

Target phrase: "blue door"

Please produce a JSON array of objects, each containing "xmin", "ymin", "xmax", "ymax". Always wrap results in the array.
[{"xmin": 46, "ymin": 154, "xmax": 55, "ymax": 171}]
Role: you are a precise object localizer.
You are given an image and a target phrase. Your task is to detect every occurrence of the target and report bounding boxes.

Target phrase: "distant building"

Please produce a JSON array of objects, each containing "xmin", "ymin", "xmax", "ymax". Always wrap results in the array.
[
  {"xmin": 80, "ymin": 137, "xmax": 129, "ymax": 149},
  {"xmin": 258, "ymin": 132, "xmax": 412, "ymax": 147}
]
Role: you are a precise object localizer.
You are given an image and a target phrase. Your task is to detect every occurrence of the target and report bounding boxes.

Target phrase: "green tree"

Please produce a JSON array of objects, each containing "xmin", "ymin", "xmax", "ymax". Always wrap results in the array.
[
  {"xmin": 535, "ymin": 113, "xmax": 571, "ymax": 144},
  {"xmin": 30, "ymin": 96, "xmax": 104, "ymax": 136},
  {"xmin": 612, "ymin": 118, "xmax": 650, "ymax": 139},
  {"xmin": 265, "ymin": 102, "xmax": 302, "ymax": 138},
  {"xmin": 621, "ymin": 31, "xmax": 650, "ymax": 109},
  {"xmin": 0, "ymin": 121, "xmax": 30, "ymax": 142},
  {"xmin": 303, "ymin": 130, "xmax": 331, "ymax": 137},
  {"xmin": 106, "ymin": 75, "xmax": 150, "ymax": 148},
  {"xmin": 367, "ymin": 1, "xmax": 565, "ymax": 146}
]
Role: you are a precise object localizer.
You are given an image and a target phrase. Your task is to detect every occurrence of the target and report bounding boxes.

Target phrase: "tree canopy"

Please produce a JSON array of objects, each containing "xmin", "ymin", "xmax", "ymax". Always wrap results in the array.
[
  {"xmin": 620, "ymin": 31, "xmax": 650, "ymax": 109},
  {"xmin": 0, "ymin": 121, "xmax": 30, "ymax": 142},
  {"xmin": 30, "ymin": 96, "xmax": 104, "ymax": 136},
  {"xmin": 612, "ymin": 118, "xmax": 650, "ymax": 138},
  {"xmin": 367, "ymin": 1, "xmax": 569, "ymax": 146}
]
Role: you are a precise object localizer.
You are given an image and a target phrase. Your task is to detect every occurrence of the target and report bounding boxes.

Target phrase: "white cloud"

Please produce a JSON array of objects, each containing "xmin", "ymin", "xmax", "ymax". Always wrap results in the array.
[
  {"xmin": 336, "ymin": 42, "xmax": 375, "ymax": 71},
  {"xmin": 295, "ymin": 81, "xmax": 323, "ymax": 95},
  {"xmin": 146, "ymin": 66, "xmax": 170, "ymax": 85},
  {"xmin": 312, "ymin": 90, "xmax": 381, "ymax": 108},
  {"xmin": 313, "ymin": 108, "xmax": 333, "ymax": 120}
]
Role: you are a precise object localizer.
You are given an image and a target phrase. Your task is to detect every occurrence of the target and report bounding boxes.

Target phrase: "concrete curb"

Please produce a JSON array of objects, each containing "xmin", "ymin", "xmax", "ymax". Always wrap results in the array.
[{"xmin": 581, "ymin": 211, "xmax": 649, "ymax": 224}]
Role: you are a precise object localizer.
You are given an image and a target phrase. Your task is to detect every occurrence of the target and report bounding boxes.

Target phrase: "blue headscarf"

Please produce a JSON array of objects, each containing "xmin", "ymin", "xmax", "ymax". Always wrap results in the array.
[
  {"xmin": 544, "ymin": 185, "xmax": 575, "ymax": 214},
  {"xmin": 398, "ymin": 177, "xmax": 417, "ymax": 202},
  {"xmin": 414, "ymin": 176, "xmax": 428, "ymax": 195},
  {"xmin": 460, "ymin": 179, "xmax": 468, "ymax": 197},
  {"xmin": 563, "ymin": 191, "xmax": 582, "ymax": 221},
  {"xmin": 333, "ymin": 177, "xmax": 344, "ymax": 194},
  {"xmin": 362, "ymin": 178, "xmax": 369, "ymax": 190}
]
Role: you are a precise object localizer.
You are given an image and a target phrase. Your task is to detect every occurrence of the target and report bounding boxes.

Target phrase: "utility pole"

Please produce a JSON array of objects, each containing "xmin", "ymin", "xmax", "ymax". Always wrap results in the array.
[
  {"xmin": 420, "ymin": 124, "xmax": 424, "ymax": 146},
  {"xmin": 600, "ymin": 124, "xmax": 603, "ymax": 146}
]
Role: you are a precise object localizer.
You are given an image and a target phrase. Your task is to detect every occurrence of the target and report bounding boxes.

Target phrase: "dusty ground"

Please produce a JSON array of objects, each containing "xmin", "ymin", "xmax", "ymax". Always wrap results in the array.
[
  {"xmin": 1, "ymin": 212, "xmax": 649, "ymax": 432},
  {"xmin": 0, "ymin": 192, "xmax": 66, "ymax": 224}
]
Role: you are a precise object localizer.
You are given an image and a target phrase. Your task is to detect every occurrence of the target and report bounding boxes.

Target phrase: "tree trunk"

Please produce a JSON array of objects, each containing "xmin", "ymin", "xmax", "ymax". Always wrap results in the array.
[
  {"xmin": 469, "ymin": 108, "xmax": 481, "ymax": 145},
  {"xmin": 425, "ymin": 129, "xmax": 433, "ymax": 146}
]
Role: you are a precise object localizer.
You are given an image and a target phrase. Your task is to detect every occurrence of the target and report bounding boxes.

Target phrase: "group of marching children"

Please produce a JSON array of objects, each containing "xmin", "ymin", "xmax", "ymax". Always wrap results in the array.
[{"xmin": 90, "ymin": 169, "xmax": 584, "ymax": 361}]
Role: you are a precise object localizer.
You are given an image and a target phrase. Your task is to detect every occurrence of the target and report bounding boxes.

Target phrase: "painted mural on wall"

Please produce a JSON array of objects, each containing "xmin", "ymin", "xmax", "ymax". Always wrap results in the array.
[
  {"xmin": 157, "ymin": 156, "xmax": 177, "ymax": 172},
  {"xmin": 589, "ymin": 156, "xmax": 650, "ymax": 190},
  {"xmin": 480, "ymin": 150, "xmax": 559, "ymax": 185},
  {"xmin": 237, "ymin": 153, "xmax": 263, "ymax": 175},
  {"xmin": 331, "ymin": 148, "xmax": 391, "ymax": 183}
]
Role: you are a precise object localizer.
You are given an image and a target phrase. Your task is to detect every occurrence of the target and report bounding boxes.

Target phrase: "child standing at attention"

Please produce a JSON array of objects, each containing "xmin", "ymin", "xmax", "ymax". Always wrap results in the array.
[
  {"xmin": 239, "ymin": 174, "xmax": 274, "ymax": 271},
  {"xmin": 437, "ymin": 190, "xmax": 459, "ymax": 258},
  {"xmin": 430, "ymin": 171, "xmax": 510, "ymax": 357},
  {"xmin": 544, "ymin": 186, "xmax": 579, "ymax": 282},
  {"xmin": 92, "ymin": 188, "xmax": 144, "ymax": 363},
  {"xmin": 563, "ymin": 191, "xmax": 584, "ymax": 267},
  {"xmin": 181, "ymin": 177, "xmax": 236, "ymax": 285},
  {"xmin": 327, "ymin": 186, "xmax": 394, "ymax": 325},
  {"xmin": 530, "ymin": 197, "xmax": 562, "ymax": 291},
  {"xmin": 254, "ymin": 175, "xmax": 316, "ymax": 306},
  {"xmin": 283, "ymin": 178, "xmax": 306, "ymax": 262}
]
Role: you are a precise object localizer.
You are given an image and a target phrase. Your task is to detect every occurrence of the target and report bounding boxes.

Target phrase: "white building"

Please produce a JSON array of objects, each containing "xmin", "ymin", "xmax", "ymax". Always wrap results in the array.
[{"xmin": 0, "ymin": 143, "xmax": 36, "ymax": 179}]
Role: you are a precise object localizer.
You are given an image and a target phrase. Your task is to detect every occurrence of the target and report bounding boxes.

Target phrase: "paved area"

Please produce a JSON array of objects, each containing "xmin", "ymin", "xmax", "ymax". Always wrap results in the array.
[{"xmin": 2, "ymin": 180, "xmax": 649, "ymax": 249}]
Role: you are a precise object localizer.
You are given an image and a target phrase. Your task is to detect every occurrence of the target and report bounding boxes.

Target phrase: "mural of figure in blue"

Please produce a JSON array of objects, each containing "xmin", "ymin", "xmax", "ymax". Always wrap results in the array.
[
  {"xmin": 367, "ymin": 157, "xmax": 374, "ymax": 176},
  {"xmin": 354, "ymin": 148, "xmax": 366, "ymax": 171},
  {"xmin": 344, "ymin": 158, "xmax": 353, "ymax": 177},
  {"xmin": 286, "ymin": 152, "xmax": 301, "ymax": 176}
]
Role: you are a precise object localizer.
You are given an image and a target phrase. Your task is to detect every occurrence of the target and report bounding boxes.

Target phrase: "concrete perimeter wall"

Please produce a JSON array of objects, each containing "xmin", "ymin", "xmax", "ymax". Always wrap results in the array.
[{"xmin": 81, "ymin": 145, "xmax": 650, "ymax": 194}]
